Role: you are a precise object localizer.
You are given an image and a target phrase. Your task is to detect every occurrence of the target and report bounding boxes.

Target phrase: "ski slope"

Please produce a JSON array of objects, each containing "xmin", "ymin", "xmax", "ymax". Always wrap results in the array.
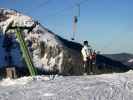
[{"xmin": 0, "ymin": 71, "xmax": 133, "ymax": 100}]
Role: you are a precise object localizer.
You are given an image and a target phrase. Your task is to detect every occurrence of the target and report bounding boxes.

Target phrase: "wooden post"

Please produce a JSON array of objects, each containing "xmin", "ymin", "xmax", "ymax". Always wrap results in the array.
[{"xmin": 6, "ymin": 67, "xmax": 17, "ymax": 79}]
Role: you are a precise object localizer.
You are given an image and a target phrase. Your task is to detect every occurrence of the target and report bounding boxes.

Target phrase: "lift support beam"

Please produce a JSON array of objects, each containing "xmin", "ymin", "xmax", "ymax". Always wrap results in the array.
[{"xmin": 15, "ymin": 28, "xmax": 37, "ymax": 76}]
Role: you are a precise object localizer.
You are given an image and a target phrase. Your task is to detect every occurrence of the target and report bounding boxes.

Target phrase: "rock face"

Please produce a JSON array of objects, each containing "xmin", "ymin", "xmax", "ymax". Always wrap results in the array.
[
  {"xmin": 0, "ymin": 8, "xmax": 130, "ymax": 76},
  {"xmin": 0, "ymin": 8, "xmax": 83, "ymax": 75}
]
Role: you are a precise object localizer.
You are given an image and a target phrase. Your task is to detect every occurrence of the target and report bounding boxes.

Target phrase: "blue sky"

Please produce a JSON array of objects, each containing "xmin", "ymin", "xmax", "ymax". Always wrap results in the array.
[{"xmin": 0, "ymin": 0, "xmax": 132, "ymax": 54}]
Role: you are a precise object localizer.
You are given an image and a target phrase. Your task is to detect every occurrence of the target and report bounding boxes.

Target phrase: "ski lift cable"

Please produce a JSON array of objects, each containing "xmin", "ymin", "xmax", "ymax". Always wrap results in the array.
[
  {"xmin": 53, "ymin": 0, "xmax": 89, "ymax": 17},
  {"xmin": 27, "ymin": 0, "xmax": 89, "ymax": 41},
  {"xmin": 33, "ymin": 0, "xmax": 89, "ymax": 42},
  {"xmin": 30, "ymin": 0, "xmax": 89, "ymax": 19},
  {"xmin": 26, "ymin": 0, "xmax": 52, "ymax": 14}
]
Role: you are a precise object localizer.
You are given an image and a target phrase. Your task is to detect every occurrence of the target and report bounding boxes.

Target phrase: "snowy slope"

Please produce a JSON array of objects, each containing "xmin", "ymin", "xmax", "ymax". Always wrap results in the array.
[{"xmin": 0, "ymin": 71, "xmax": 133, "ymax": 100}]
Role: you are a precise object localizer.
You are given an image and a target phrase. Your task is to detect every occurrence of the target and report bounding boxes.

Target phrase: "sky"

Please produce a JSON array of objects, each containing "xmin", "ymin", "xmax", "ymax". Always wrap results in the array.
[{"xmin": 0, "ymin": 0, "xmax": 133, "ymax": 54}]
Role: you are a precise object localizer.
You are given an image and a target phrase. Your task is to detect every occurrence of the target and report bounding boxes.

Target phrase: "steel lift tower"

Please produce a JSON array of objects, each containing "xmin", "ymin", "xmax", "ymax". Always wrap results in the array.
[{"xmin": 5, "ymin": 22, "xmax": 38, "ymax": 77}]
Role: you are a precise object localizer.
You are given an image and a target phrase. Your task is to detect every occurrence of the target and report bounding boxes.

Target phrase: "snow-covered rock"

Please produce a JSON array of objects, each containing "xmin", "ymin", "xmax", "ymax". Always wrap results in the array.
[{"xmin": 0, "ymin": 8, "xmax": 83, "ymax": 75}]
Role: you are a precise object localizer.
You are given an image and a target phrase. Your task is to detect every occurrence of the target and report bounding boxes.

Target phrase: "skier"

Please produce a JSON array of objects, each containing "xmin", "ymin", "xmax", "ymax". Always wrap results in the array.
[{"xmin": 81, "ymin": 41, "xmax": 93, "ymax": 75}]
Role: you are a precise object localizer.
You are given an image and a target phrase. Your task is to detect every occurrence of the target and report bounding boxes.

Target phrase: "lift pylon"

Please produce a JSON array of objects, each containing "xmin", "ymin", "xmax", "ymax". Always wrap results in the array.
[
  {"xmin": 5, "ymin": 22, "xmax": 38, "ymax": 76},
  {"xmin": 15, "ymin": 28, "xmax": 37, "ymax": 76},
  {"xmin": 71, "ymin": 4, "xmax": 80, "ymax": 41}
]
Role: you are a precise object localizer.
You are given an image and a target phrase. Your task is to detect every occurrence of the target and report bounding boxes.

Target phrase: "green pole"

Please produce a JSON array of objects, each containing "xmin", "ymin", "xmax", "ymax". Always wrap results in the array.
[{"xmin": 15, "ymin": 28, "xmax": 37, "ymax": 76}]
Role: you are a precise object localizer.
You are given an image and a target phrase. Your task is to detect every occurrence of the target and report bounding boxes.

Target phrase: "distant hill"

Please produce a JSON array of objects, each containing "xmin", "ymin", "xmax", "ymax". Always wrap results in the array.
[
  {"xmin": 96, "ymin": 54, "xmax": 130, "ymax": 74},
  {"xmin": 103, "ymin": 53, "xmax": 133, "ymax": 67}
]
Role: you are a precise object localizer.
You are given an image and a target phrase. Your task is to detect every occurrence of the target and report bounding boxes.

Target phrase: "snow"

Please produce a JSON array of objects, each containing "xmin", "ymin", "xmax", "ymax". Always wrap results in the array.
[
  {"xmin": 0, "ymin": 10, "xmax": 34, "ymax": 33},
  {"xmin": 128, "ymin": 59, "xmax": 133, "ymax": 63},
  {"xmin": 0, "ymin": 77, "xmax": 33, "ymax": 86},
  {"xmin": 43, "ymin": 93, "xmax": 55, "ymax": 97},
  {"xmin": 0, "ymin": 76, "xmax": 51, "ymax": 86},
  {"xmin": 0, "ymin": 72, "xmax": 133, "ymax": 100}
]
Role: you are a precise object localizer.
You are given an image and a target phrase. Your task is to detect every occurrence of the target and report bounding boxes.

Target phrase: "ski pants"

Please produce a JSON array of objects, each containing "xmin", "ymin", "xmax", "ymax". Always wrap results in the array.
[{"xmin": 83, "ymin": 60, "xmax": 93, "ymax": 74}]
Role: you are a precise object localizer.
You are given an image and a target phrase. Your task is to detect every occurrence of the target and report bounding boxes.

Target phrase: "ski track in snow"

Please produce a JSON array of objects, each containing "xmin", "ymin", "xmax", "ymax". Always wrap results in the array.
[{"xmin": 0, "ymin": 72, "xmax": 133, "ymax": 100}]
